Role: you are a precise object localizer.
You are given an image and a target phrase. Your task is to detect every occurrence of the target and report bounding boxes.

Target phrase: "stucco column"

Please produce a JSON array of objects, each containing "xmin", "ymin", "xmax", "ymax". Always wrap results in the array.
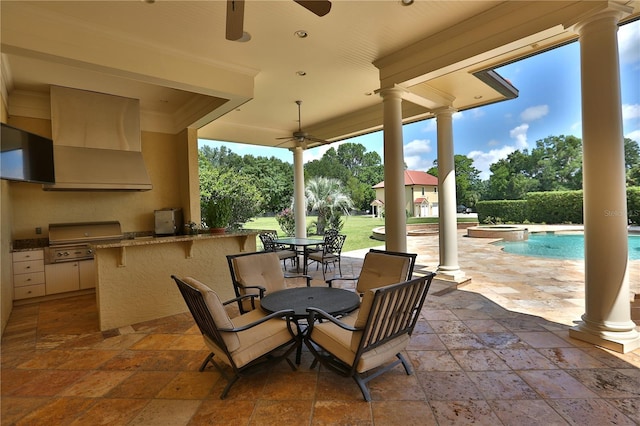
[
  {"xmin": 380, "ymin": 87, "xmax": 406, "ymax": 252},
  {"xmin": 568, "ymin": 7, "xmax": 640, "ymax": 353},
  {"xmin": 292, "ymin": 145, "xmax": 307, "ymax": 238},
  {"xmin": 435, "ymin": 108, "xmax": 464, "ymax": 280}
]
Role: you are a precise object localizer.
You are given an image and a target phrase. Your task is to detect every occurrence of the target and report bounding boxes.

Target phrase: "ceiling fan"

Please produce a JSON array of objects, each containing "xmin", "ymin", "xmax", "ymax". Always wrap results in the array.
[
  {"xmin": 276, "ymin": 100, "xmax": 331, "ymax": 148},
  {"xmin": 226, "ymin": 0, "xmax": 332, "ymax": 41}
]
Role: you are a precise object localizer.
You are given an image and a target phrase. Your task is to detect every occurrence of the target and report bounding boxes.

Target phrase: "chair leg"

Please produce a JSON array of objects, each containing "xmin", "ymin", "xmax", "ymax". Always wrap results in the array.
[
  {"xmin": 198, "ymin": 352, "xmax": 214, "ymax": 372},
  {"xmin": 353, "ymin": 375, "xmax": 373, "ymax": 402},
  {"xmin": 397, "ymin": 352, "xmax": 413, "ymax": 375},
  {"xmin": 220, "ymin": 375, "xmax": 240, "ymax": 399}
]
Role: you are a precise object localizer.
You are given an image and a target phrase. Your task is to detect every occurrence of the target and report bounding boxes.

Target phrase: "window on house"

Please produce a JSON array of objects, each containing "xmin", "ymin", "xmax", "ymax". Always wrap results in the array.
[
  {"xmin": 434, "ymin": 187, "xmax": 437, "ymax": 192},
  {"xmin": 421, "ymin": 187, "xmax": 425, "ymax": 195}
]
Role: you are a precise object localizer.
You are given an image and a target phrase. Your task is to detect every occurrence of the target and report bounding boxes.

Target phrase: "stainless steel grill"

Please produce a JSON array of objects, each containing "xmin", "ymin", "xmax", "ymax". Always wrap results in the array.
[{"xmin": 45, "ymin": 221, "xmax": 123, "ymax": 263}]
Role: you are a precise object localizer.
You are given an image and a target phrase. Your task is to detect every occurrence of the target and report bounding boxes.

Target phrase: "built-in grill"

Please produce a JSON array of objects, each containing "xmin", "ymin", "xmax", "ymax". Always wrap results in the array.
[{"xmin": 45, "ymin": 221, "xmax": 123, "ymax": 264}]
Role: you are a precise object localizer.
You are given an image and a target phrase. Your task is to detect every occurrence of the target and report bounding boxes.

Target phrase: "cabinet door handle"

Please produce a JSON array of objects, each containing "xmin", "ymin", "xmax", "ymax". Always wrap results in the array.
[
  {"xmin": 26, "ymin": 278, "xmax": 31, "ymax": 281},
  {"xmin": 26, "ymin": 266, "xmax": 31, "ymax": 269}
]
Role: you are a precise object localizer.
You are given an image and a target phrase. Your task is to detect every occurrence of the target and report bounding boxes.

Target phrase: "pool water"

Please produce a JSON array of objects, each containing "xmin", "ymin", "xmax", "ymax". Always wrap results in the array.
[{"xmin": 495, "ymin": 233, "xmax": 640, "ymax": 260}]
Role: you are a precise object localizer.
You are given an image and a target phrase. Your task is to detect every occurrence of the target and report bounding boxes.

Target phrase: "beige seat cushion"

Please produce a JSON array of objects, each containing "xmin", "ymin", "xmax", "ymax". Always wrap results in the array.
[
  {"xmin": 355, "ymin": 252, "xmax": 410, "ymax": 294},
  {"xmin": 310, "ymin": 320, "xmax": 410, "ymax": 373},
  {"xmin": 232, "ymin": 252, "xmax": 285, "ymax": 295},
  {"xmin": 183, "ymin": 277, "xmax": 240, "ymax": 352}
]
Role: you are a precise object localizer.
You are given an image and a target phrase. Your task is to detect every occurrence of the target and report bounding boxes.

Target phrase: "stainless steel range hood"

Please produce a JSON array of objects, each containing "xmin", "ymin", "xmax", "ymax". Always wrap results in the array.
[
  {"xmin": 43, "ymin": 86, "xmax": 152, "ymax": 191},
  {"xmin": 43, "ymin": 145, "xmax": 152, "ymax": 191}
]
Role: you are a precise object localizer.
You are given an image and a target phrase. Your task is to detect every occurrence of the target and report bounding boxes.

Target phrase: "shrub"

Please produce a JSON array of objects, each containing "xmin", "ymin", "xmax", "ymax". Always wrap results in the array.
[{"xmin": 276, "ymin": 208, "xmax": 296, "ymax": 236}]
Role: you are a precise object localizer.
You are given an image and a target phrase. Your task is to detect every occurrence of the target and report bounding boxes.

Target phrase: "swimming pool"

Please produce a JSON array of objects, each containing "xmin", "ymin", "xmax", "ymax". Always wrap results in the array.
[{"xmin": 495, "ymin": 233, "xmax": 640, "ymax": 260}]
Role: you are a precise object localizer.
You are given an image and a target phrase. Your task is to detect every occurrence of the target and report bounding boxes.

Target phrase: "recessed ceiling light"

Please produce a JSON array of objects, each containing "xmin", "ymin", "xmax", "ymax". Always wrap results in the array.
[
  {"xmin": 294, "ymin": 30, "xmax": 309, "ymax": 38},
  {"xmin": 474, "ymin": 95, "xmax": 483, "ymax": 99},
  {"xmin": 365, "ymin": 92, "xmax": 373, "ymax": 96},
  {"xmin": 401, "ymin": 0, "xmax": 414, "ymax": 5},
  {"xmin": 296, "ymin": 71, "xmax": 307, "ymax": 76},
  {"xmin": 235, "ymin": 31, "xmax": 251, "ymax": 42}
]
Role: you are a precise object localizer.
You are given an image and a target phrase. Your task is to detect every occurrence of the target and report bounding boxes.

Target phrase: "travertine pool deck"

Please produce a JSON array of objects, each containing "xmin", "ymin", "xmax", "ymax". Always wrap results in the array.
[{"xmin": 2, "ymin": 226, "xmax": 639, "ymax": 425}]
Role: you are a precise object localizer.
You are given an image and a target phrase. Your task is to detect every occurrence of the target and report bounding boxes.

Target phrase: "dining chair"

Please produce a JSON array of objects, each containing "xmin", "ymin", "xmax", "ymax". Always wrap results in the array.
[
  {"xmin": 258, "ymin": 231, "xmax": 298, "ymax": 269},
  {"xmin": 304, "ymin": 274, "xmax": 435, "ymax": 401},
  {"xmin": 171, "ymin": 275, "xmax": 300, "ymax": 399},
  {"xmin": 326, "ymin": 249, "xmax": 417, "ymax": 294},
  {"xmin": 307, "ymin": 233, "xmax": 346, "ymax": 279},
  {"xmin": 226, "ymin": 251, "xmax": 311, "ymax": 313}
]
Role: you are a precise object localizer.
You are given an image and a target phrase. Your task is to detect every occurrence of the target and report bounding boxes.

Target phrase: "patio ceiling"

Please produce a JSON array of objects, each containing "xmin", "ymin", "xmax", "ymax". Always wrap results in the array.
[{"xmin": 2, "ymin": 1, "xmax": 638, "ymax": 149}]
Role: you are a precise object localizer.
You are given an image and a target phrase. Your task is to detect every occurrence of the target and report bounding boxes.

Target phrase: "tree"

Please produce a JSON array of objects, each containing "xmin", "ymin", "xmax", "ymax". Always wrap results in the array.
[
  {"xmin": 428, "ymin": 154, "xmax": 482, "ymax": 207},
  {"xmin": 305, "ymin": 177, "xmax": 353, "ymax": 235},
  {"xmin": 625, "ymin": 138, "xmax": 640, "ymax": 187},
  {"xmin": 199, "ymin": 152, "xmax": 263, "ymax": 229}
]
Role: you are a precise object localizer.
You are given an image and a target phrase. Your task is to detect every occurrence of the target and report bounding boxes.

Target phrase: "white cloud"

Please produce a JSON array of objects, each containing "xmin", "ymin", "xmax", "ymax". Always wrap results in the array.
[
  {"xmin": 303, "ymin": 140, "xmax": 345, "ymax": 163},
  {"xmin": 468, "ymin": 145, "xmax": 517, "ymax": 180},
  {"xmin": 453, "ymin": 111, "xmax": 464, "ymax": 121},
  {"xmin": 487, "ymin": 139, "xmax": 500, "ymax": 147},
  {"xmin": 404, "ymin": 155, "xmax": 434, "ymax": 171},
  {"xmin": 509, "ymin": 123, "xmax": 529, "ymax": 149},
  {"xmin": 520, "ymin": 105, "xmax": 549, "ymax": 122},
  {"xmin": 619, "ymin": 21, "xmax": 640, "ymax": 64},
  {"xmin": 622, "ymin": 104, "xmax": 640, "ymax": 121},
  {"xmin": 625, "ymin": 129, "xmax": 640, "ymax": 143},
  {"xmin": 404, "ymin": 139, "xmax": 433, "ymax": 155}
]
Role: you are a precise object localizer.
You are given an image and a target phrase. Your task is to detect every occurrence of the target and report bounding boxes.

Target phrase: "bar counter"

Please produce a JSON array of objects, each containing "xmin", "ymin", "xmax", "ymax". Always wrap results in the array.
[{"xmin": 92, "ymin": 230, "xmax": 258, "ymax": 331}]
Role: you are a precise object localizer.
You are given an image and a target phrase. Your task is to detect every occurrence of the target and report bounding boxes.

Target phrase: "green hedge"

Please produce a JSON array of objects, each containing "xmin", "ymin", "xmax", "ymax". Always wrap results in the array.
[{"xmin": 476, "ymin": 187, "xmax": 640, "ymax": 224}]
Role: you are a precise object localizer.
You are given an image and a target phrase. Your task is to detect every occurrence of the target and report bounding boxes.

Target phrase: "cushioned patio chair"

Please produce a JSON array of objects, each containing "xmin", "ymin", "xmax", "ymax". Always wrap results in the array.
[
  {"xmin": 307, "ymin": 233, "xmax": 346, "ymax": 279},
  {"xmin": 226, "ymin": 251, "xmax": 311, "ymax": 313},
  {"xmin": 326, "ymin": 249, "xmax": 417, "ymax": 294},
  {"xmin": 171, "ymin": 275, "xmax": 300, "ymax": 399},
  {"xmin": 259, "ymin": 231, "xmax": 298, "ymax": 269},
  {"xmin": 304, "ymin": 274, "xmax": 435, "ymax": 401}
]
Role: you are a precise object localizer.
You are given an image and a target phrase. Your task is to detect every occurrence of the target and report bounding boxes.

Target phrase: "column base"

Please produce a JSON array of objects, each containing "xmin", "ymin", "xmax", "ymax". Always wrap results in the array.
[
  {"xmin": 569, "ymin": 323, "xmax": 640, "ymax": 354},
  {"xmin": 435, "ymin": 268, "xmax": 469, "ymax": 285}
]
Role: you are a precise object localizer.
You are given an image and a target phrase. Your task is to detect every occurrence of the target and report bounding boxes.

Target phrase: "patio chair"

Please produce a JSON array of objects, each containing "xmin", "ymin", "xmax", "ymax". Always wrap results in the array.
[
  {"xmin": 259, "ymin": 231, "xmax": 298, "ymax": 269},
  {"xmin": 304, "ymin": 274, "xmax": 435, "ymax": 401},
  {"xmin": 307, "ymin": 233, "xmax": 346, "ymax": 279},
  {"xmin": 171, "ymin": 275, "xmax": 300, "ymax": 399},
  {"xmin": 326, "ymin": 249, "xmax": 417, "ymax": 294},
  {"xmin": 226, "ymin": 251, "xmax": 311, "ymax": 313}
]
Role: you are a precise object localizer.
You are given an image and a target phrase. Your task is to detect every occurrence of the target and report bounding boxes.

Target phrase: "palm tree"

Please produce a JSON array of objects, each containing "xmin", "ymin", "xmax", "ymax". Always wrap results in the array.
[{"xmin": 305, "ymin": 177, "xmax": 353, "ymax": 235}]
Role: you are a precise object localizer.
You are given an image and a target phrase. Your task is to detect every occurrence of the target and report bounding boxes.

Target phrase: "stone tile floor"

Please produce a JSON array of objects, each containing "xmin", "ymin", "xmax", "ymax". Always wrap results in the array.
[{"xmin": 2, "ymin": 229, "xmax": 639, "ymax": 425}]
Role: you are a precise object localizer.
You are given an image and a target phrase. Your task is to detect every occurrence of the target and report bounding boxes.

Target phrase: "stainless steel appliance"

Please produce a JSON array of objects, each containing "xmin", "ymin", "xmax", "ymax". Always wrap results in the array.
[
  {"xmin": 154, "ymin": 208, "xmax": 183, "ymax": 236},
  {"xmin": 44, "ymin": 221, "xmax": 123, "ymax": 264}
]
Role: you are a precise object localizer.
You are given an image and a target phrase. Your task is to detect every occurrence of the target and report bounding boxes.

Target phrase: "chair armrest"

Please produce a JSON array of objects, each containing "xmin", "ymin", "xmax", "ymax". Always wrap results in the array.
[
  {"xmin": 306, "ymin": 307, "xmax": 360, "ymax": 332},
  {"xmin": 223, "ymin": 293, "xmax": 260, "ymax": 311},
  {"xmin": 284, "ymin": 273, "xmax": 312, "ymax": 287},
  {"xmin": 325, "ymin": 276, "xmax": 359, "ymax": 287},
  {"xmin": 222, "ymin": 293, "xmax": 258, "ymax": 306},
  {"xmin": 235, "ymin": 284, "xmax": 266, "ymax": 299},
  {"xmin": 218, "ymin": 308, "xmax": 298, "ymax": 332}
]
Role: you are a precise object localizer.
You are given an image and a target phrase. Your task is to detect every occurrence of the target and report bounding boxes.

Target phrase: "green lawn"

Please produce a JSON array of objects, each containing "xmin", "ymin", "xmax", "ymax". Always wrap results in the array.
[
  {"xmin": 242, "ymin": 215, "xmax": 386, "ymax": 252},
  {"xmin": 243, "ymin": 215, "xmax": 478, "ymax": 253}
]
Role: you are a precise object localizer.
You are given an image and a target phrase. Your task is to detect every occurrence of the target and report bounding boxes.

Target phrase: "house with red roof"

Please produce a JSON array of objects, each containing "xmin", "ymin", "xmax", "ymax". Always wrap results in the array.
[{"xmin": 372, "ymin": 170, "xmax": 439, "ymax": 218}]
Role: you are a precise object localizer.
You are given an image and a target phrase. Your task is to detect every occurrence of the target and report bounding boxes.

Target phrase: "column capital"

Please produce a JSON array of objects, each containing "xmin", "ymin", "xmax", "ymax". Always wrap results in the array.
[
  {"xmin": 571, "ymin": 2, "xmax": 632, "ymax": 34},
  {"xmin": 433, "ymin": 106, "xmax": 458, "ymax": 117},
  {"xmin": 375, "ymin": 86, "xmax": 406, "ymax": 100}
]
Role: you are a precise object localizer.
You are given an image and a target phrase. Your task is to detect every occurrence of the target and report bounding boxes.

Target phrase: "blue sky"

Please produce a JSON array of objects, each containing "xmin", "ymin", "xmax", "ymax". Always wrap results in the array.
[{"xmin": 201, "ymin": 20, "xmax": 640, "ymax": 180}]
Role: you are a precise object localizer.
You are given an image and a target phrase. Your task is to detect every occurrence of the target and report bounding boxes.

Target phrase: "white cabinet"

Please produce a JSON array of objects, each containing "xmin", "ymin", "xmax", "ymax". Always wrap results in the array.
[
  {"xmin": 79, "ymin": 260, "xmax": 96, "ymax": 289},
  {"xmin": 13, "ymin": 250, "xmax": 46, "ymax": 300},
  {"xmin": 45, "ymin": 260, "xmax": 96, "ymax": 295}
]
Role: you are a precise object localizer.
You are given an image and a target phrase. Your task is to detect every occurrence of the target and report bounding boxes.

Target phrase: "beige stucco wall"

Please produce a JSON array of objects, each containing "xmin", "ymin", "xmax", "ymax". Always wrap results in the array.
[
  {"xmin": 95, "ymin": 234, "xmax": 256, "ymax": 330},
  {"xmin": 1, "ymin": 113, "xmax": 199, "ymax": 336},
  {"xmin": 6, "ymin": 119, "xmax": 188, "ymax": 238},
  {"xmin": 1, "ymin": 91, "xmax": 13, "ymax": 333}
]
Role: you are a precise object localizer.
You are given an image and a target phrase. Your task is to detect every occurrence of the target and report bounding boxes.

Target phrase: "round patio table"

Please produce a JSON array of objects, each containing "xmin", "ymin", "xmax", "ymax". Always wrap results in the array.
[{"xmin": 260, "ymin": 287, "xmax": 360, "ymax": 319}]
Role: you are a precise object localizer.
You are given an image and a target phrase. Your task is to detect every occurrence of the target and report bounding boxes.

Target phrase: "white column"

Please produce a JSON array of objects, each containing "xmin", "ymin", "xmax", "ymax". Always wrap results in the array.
[
  {"xmin": 569, "ymin": 7, "xmax": 640, "ymax": 353},
  {"xmin": 435, "ymin": 108, "xmax": 464, "ymax": 280},
  {"xmin": 380, "ymin": 87, "xmax": 406, "ymax": 252},
  {"xmin": 292, "ymin": 145, "xmax": 307, "ymax": 238}
]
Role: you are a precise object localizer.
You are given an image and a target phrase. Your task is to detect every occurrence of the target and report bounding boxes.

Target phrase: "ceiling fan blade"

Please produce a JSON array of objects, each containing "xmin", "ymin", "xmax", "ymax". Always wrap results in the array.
[
  {"xmin": 294, "ymin": 0, "xmax": 331, "ymax": 17},
  {"xmin": 226, "ymin": 0, "xmax": 245, "ymax": 41},
  {"xmin": 305, "ymin": 136, "xmax": 331, "ymax": 144}
]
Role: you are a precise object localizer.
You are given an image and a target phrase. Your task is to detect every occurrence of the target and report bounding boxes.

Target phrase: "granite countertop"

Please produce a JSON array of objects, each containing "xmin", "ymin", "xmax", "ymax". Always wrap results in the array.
[{"xmin": 92, "ymin": 229, "xmax": 260, "ymax": 249}]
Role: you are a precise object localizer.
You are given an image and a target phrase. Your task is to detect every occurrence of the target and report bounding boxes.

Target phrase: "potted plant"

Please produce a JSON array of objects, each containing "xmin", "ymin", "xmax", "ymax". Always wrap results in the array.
[{"xmin": 203, "ymin": 196, "xmax": 232, "ymax": 233}]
